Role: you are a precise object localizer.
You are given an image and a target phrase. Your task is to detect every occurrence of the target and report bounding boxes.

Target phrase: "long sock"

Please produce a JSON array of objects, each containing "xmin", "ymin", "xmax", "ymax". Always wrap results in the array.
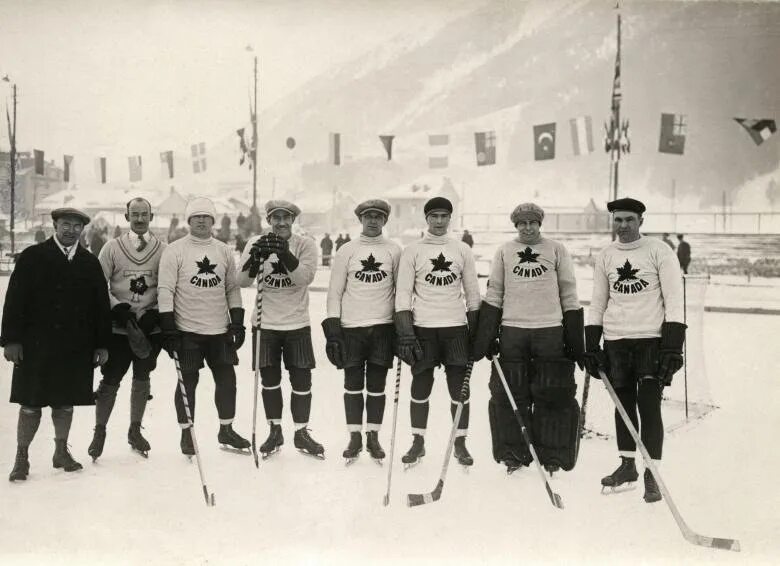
[
  {"xmin": 365, "ymin": 363, "xmax": 387, "ymax": 431},
  {"xmin": 638, "ymin": 377, "xmax": 664, "ymax": 459},
  {"xmin": 446, "ymin": 365, "xmax": 469, "ymax": 433},
  {"xmin": 95, "ymin": 382, "xmax": 119, "ymax": 427},
  {"xmin": 17, "ymin": 406, "xmax": 42, "ymax": 447},
  {"xmin": 290, "ymin": 368, "xmax": 312, "ymax": 428},
  {"xmin": 213, "ymin": 365, "xmax": 237, "ymax": 421},
  {"xmin": 410, "ymin": 369, "xmax": 434, "ymax": 434},
  {"xmin": 51, "ymin": 407, "xmax": 74, "ymax": 441},
  {"xmin": 614, "ymin": 385, "xmax": 638, "ymax": 454},
  {"xmin": 260, "ymin": 366, "xmax": 283, "ymax": 422},
  {"xmin": 130, "ymin": 380, "xmax": 150, "ymax": 424},
  {"xmin": 344, "ymin": 365, "xmax": 365, "ymax": 431},
  {"xmin": 174, "ymin": 372, "xmax": 199, "ymax": 425}
]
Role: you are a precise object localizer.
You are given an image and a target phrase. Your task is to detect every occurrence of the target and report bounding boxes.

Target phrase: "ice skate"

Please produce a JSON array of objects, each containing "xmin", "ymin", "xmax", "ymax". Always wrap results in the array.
[
  {"xmin": 218, "ymin": 424, "xmax": 251, "ymax": 454},
  {"xmin": 643, "ymin": 468, "xmax": 662, "ymax": 503},
  {"xmin": 128, "ymin": 422, "xmax": 150, "ymax": 458},
  {"xmin": 9, "ymin": 447, "xmax": 30, "ymax": 482},
  {"xmin": 453, "ymin": 437, "xmax": 473, "ymax": 467},
  {"xmin": 260, "ymin": 423, "xmax": 284, "ymax": 459},
  {"xmin": 343, "ymin": 431, "xmax": 362, "ymax": 465},
  {"xmin": 601, "ymin": 456, "xmax": 639, "ymax": 493},
  {"xmin": 365, "ymin": 431, "xmax": 385, "ymax": 464},
  {"xmin": 294, "ymin": 428, "xmax": 325, "ymax": 459},
  {"xmin": 88, "ymin": 425, "xmax": 106, "ymax": 462},
  {"xmin": 504, "ymin": 450, "xmax": 532, "ymax": 475},
  {"xmin": 401, "ymin": 434, "xmax": 425, "ymax": 469},
  {"xmin": 180, "ymin": 428, "xmax": 195, "ymax": 459},
  {"xmin": 53, "ymin": 439, "xmax": 83, "ymax": 472}
]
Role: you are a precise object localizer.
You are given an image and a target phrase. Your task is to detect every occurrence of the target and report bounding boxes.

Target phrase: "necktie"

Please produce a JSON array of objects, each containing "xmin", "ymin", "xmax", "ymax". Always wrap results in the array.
[
  {"xmin": 63, "ymin": 246, "xmax": 70, "ymax": 257},
  {"xmin": 137, "ymin": 234, "xmax": 147, "ymax": 252}
]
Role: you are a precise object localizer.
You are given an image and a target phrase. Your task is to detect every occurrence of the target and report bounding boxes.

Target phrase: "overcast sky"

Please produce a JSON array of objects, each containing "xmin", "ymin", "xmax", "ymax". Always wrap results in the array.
[{"xmin": 0, "ymin": 0, "xmax": 469, "ymax": 159}]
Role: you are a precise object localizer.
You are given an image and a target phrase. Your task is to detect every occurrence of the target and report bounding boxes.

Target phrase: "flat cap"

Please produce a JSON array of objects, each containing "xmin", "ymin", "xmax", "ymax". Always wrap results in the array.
[
  {"xmin": 265, "ymin": 199, "xmax": 301, "ymax": 218},
  {"xmin": 354, "ymin": 199, "xmax": 391, "ymax": 219},
  {"xmin": 424, "ymin": 196, "xmax": 453, "ymax": 217},
  {"xmin": 607, "ymin": 197, "xmax": 646, "ymax": 215},
  {"xmin": 51, "ymin": 207, "xmax": 90, "ymax": 226},
  {"xmin": 510, "ymin": 202, "xmax": 545, "ymax": 226},
  {"xmin": 185, "ymin": 197, "xmax": 217, "ymax": 222}
]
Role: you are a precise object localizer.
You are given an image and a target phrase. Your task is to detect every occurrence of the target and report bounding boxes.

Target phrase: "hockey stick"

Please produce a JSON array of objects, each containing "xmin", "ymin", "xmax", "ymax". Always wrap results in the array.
[
  {"xmin": 251, "ymin": 257, "xmax": 265, "ymax": 468},
  {"xmin": 492, "ymin": 357, "xmax": 564, "ymax": 509},
  {"xmin": 578, "ymin": 370, "xmax": 591, "ymax": 439},
  {"xmin": 382, "ymin": 359, "xmax": 403, "ymax": 506},
  {"xmin": 172, "ymin": 352, "xmax": 216, "ymax": 507},
  {"xmin": 407, "ymin": 361, "xmax": 473, "ymax": 507},
  {"xmin": 598, "ymin": 370, "xmax": 739, "ymax": 551}
]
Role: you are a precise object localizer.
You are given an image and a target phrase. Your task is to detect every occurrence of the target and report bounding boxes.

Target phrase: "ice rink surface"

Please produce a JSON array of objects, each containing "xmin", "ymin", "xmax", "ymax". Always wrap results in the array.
[{"xmin": 0, "ymin": 278, "xmax": 778, "ymax": 565}]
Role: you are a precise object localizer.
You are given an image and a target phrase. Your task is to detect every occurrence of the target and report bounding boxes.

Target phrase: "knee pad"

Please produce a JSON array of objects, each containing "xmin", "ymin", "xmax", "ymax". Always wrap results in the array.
[
  {"xmin": 489, "ymin": 360, "xmax": 530, "ymax": 406},
  {"xmin": 530, "ymin": 358, "xmax": 575, "ymax": 407},
  {"xmin": 365, "ymin": 363, "xmax": 387, "ymax": 394},
  {"xmin": 488, "ymin": 399, "xmax": 531, "ymax": 465},
  {"xmin": 445, "ymin": 365, "xmax": 468, "ymax": 401},
  {"xmin": 532, "ymin": 397, "xmax": 580, "ymax": 471},
  {"xmin": 260, "ymin": 366, "xmax": 282, "ymax": 389},
  {"xmin": 344, "ymin": 365, "xmax": 365, "ymax": 391},
  {"xmin": 289, "ymin": 368, "xmax": 312, "ymax": 393},
  {"xmin": 410, "ymin": 370, "xmax": 434, "ymax": 402}
]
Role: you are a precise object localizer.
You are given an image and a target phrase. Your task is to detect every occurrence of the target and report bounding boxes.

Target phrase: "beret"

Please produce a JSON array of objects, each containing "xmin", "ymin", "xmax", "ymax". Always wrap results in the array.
[{"xmin": 424, "ymin": 196, "xmax": 453, "ymax": 217}]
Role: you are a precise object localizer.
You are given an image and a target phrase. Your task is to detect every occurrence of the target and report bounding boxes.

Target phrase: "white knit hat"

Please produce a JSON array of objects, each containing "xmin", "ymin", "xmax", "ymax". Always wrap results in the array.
[{"xmin": 185, "ymin": 197, "xmax": 217, "ymax": 222}]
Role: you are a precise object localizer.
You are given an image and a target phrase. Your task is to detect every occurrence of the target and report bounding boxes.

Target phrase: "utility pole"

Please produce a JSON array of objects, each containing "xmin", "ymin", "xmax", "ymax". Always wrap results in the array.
[
  {"xmin": 5, "ymin": 83, "xmax": 18, "ymax": 256},
  {"xmin": 251, "ymin": 56, "xmax": 258, "ymax": 213},
  {"xmin": 605, "ymin": 3, "xmax": 627, "ymax": 241}
]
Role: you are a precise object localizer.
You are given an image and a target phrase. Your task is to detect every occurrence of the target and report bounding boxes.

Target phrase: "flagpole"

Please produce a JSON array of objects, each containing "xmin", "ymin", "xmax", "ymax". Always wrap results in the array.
[
  {"xmin": 6, "ymin": 83, "xmax": 17, "ymax": 256},
  {"xmin": 607, "ymin": 3, "xmax": 623, "ymax": 241},
  {"xmin": 252, "ymin": 56, "xmax": 258, "ymax": 215}
]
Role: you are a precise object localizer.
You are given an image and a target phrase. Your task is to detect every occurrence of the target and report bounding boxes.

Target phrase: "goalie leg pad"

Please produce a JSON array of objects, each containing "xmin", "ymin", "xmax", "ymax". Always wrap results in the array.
[
  {"xmin": 488, "ymin": 361, "xmax": 532, "ymax": 465},
  {"xmin": 529, "ymin": 357, "xmax": 576, "ymax": 408},
  {"xmin": 532, "ymin": 397, "xmax": 581, "ymax": 471}
]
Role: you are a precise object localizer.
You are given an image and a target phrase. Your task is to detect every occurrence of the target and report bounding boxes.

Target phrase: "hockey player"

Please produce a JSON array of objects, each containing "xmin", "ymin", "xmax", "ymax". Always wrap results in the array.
[
  {"xmin": 238, "ymin": 200, "xmax": 324, "ymax": 458},
  {"xmin": 472, "ymin": 203, "xmax": 584, "ymax": 474},
  {"xmin": 322, "ymin": 199, "xmax": 401, "ymax": 463},
  {"xmin": 583, "ymin": 197, "xmax": 685, "ymax": 503},
  {"xmin": 394, "ymin": 197, "xmax": 480, "ymax": 467},
  {"xmin": 2, "ymin": 207, "xmax": 111, "ymax": 480},
  {"xmin": 89, "ymin": 198, "xmax": 165, "ymax": 460},
  {"xmin": 157, "ymin": 197, "xmax": 250, "ymax": 456}
]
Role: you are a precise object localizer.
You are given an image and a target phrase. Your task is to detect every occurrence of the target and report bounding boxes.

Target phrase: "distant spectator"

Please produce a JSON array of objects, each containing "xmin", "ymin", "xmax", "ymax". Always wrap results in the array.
[
  {"xmin": 34, "ymin": 226, "xmax": 46, "ymax": 243},
  {"xmin": 90, "ymin": 227, "xmax": 107, "ymax": 257},
  {"xmin": 662, "ymin": 233, "xmax": 675, "ymax": 250},
  {"xmin": 676, "ymin": 234, "xmax": 691, "ymax": 274},
  {"xmin": 343, "ymin": 234, "xmax": 351, "ymax": 246},
  {"xmin": 113, "ymin": 225, "xmax": 122, "ymax": 239},
  {"xmin": 461, "ymin": 229, "xmax": 474, "ymax": 248},
  {"xmin": 216, "ymin": 213, "xmax": 232, "ymax": 243},
  {"xmin": 167, "ymin": 215, "xmax": 179, "ymax": 243},
  {"xmin": 235, "ymin": 233, "xmax": 248, "ymax": 253},
  {"xmin": 236, "ymin": 211, "xmax": 246, "ymax": 232},
  {"xmin": 335, "ymin": 233, "xmax": 345, "ymax": 251},
  {"xmin": 320, "ymin": 233, "xmax": 334, "ymax": 267}
]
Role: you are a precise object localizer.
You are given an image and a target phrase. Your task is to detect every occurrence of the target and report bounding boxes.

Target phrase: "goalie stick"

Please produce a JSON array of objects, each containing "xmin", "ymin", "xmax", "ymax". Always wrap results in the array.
[
  {"xmin": 599, "ymin": 369, "xmax": 739, "ymax": 551},
  {"xmin": 492, "ymin": 357, "xmax": 564, "ymax": 509},
  {"xmin": 406, "ymin": 362, "xmax": 473, "ymax": 507}
]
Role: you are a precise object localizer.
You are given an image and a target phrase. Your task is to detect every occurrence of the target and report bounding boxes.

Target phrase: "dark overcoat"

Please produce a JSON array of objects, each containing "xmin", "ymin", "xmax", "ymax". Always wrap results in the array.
[{"xmin": 0, "ymin": 239, "xmax": 111, "ymax": 407}]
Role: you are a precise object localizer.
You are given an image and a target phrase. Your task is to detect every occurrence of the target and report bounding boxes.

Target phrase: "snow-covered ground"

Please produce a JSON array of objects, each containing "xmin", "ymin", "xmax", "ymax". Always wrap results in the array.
[{"xmin": 0, "ymin": 277, "xmax": 778, "ymax": 565}]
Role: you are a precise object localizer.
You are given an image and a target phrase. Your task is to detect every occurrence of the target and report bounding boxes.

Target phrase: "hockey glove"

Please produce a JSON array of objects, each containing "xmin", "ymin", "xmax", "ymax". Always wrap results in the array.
[
  {"xmin": 111, "ymin": 303, "xmax": 136, "ymax": 328},
  {"xmin": 466, "ymin": 309, "xmax": 480, "ymax": 360},
  {"xmin": 583, "ymin": 325, "xmax": 609, "ymax": 379},
  {"xmin": 394, "ymin": 310, "xmax": 422, "ymax": 366},
  {"xmin": 657, "ymin": 321, "xmax": 687, "ymax": 386},
  {"xmin": 137, "ymin": 309, "xmax": 160, "ymax": 335},
  {"xmin": 562, "ymin": 308, "xmax": 586, "ymax": 371},
  {"xmin": 471, "ymin": 301, "xmax": 502, "ymax": 362},
  {"xmin": 241, "ymin": 238, "xmax": 270, "ymax": 278},
  {"xmin": 159, "ymin": 311, "xmax": 181, "ymax": 359},
  {"xmin": 126, "ymin": 319, "xmax": 152, "ymax": 359},
  {"xmin": 228, "ymin": 308, "xmax": 246, "ymax": 350},
  {"xmin": 321, "ymin": 317, "xmax": 346, "ymax": 369},
  {"xmin": 267, "ymin": 234, "xmax": 300, "ymax": 272}
]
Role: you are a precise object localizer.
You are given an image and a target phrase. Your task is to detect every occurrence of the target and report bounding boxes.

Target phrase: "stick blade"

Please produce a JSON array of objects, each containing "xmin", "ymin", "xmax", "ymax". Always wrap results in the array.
[
  {"xmin": 406, "ymin": 480, "xmax": 444, "ymax": 508},
  {"xmin": 546, "ymin": 483, "xmax": 565, "ymax": 509},
  {"xmin": 687, "ymin": 533, "xmax": 740, "ymax": 552},
  {"xmin": 383, "ymin": 494, "xmax": 390, "ymax": 507}
]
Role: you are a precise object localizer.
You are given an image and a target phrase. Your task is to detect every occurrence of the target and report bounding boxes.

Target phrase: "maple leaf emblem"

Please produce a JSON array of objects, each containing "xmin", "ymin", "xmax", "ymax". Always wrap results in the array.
[
  {"xmin": 129, "ymin": 276, "xmax": 148, "ymax": 296},
  {"xmin": 270, "ymin": 260, "xmax": 288, "ymax": 275},
  {"xmin": 196, "ymin": 256, "xmax": 217, "ymax": 275},
  {"xmin": 360, "ymin": 253, "xmax": 383, "ymax": 272},
  {"xmin": 616, "ymin": 259, "xmax": 640, "ymax": 282},
  {"xmin": 517, "ymin": 247, "xmax": 539, "ymax": 264},
  {"xmin": 430, "ymin": 253, "xmax": 453, "ymax": 273}
]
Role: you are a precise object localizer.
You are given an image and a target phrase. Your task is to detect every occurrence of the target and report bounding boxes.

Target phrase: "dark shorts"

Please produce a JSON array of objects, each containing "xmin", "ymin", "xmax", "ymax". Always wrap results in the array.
[
  {"xmin": 343, "ymin": 324, "xmax": 395, "ymax": 369},
  {"xmin": 178, "ymin": 332, "xmax": 238, "ymax": 374},
  {"xmin": 412, "ymin": 325, "xmax": 469, "ymax": 375},
  {"xmin": 604, "ymin": 338, "xmax": 660, "ymax": 388},
  {"xmin": 101, "ymin": 332, "xmax": 163, "ymax": 383},
  {"xmin": 253, "ymin": 326, "xmax": 316, "ymax": 370}
]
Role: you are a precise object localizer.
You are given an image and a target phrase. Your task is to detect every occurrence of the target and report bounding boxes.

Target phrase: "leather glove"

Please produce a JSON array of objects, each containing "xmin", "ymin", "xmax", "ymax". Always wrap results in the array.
[
  {"xmin": 394, "ymin": 311, "xmax": 422, "ymax": 366},
  {"xmin": 657, "ymin": 321, "xmax": 687, "ymax": 386},
  {"xmin": 321, "ymin": 317, "xmax": 346, "ymax": 369},
  {"xmin": 93, "ymin": 348, "xmax": 109, "ymax": 367},
  {"xmin": 471, "ymin": 301, "xmax": 501, "ymax": 362},
  {"xmin": 562, "ymin": 308, "xmax": 586, "ymax": 371},
  {"xmin": 241, "ymin": 238, "xmax": 270, "ymax": 278},
  {"xmin": 111, "ymin": 303, "xmax": 136, "ymax": 327},
  {"xmin": 228, "ymin": 308, "xmax": 246, "ymax": 350},
  {"xmin": 3, "ymin": 343, "xmax": 23, "ymax": 364},
  {"xmin": 583, "ymin": 325, "xmax": 609, "ymax": 379},
  {"xmin": 159, "ymin": 312, "xmax": 181, "ymax": 359},
  {"xmin": 137, "ymin": 309, "xmax": 160, "ymax": 335},
  {"xmin": 267, "ymin": 233, "xmax": 299, "ymax": 271}
]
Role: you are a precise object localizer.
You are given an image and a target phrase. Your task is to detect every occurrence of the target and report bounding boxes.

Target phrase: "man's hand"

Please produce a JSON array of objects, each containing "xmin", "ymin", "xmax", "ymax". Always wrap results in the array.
[
  {"xmin": 3, "ymin": 343, "xmax": 23, "ymax": 364},
  {"xmin": 93, "ymin": 348, "xmax": 109, "ymax": 367}
]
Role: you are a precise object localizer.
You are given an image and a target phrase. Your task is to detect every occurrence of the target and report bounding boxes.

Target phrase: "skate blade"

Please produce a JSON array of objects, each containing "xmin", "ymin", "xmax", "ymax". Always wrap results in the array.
[
  {"xmin": 297, "ymin": 449, "xmax": 326, "ymax": 460},
  {"xmin": 403, "ymin": 459, "xmax": 422, "ymax": 471},
  {"xmin": 600, "ymin": 482, "xmax": 637, "ymax": 495},
  {"xmin": 261, "ymin": 447, "xmax": 281, "ymax": 460},
  {"xmin": 130, "ymin": 446, "xmax": 149, "ymax": 458},
  {"xmin": 372, "ymin": 457, "xmax": 384, "ymax": 467},
  {"xmin": 220, "ymin": 445, "xmax": 252, "ymax": 455},
  {"xmin": 344, "ymin": 457, "xmax": 359, "ymax": 466}
]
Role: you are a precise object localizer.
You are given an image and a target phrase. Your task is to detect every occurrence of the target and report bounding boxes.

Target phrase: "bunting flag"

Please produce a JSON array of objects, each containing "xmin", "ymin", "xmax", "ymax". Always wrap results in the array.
[
  {"xmin": 658, "ymin": 113, "xmax": 686, "ymax": 155},
  {"xmin": 379, "ymin": 135, "xmax": 394, "ymax": 160},
  {"xmin": 33, "ymin": 149, "xmax": 45, "ymax": 175},
  {"xmin": 734, "ymin": 118, "xmax": 777, "ymax": 146},
  {"xmin": 237, "ymin": 128, "xmax": 249, "ymax": 166},
  {"xmin": 428, "ymin": 134, "xmax": 449, "ymax": 168},
  {"xmin": 128, "ymin": 155, "xmax": 143, "ymax": 182},
  {"xmin": 63, "ymin": 155, "xmax": 73, "ymax": 183},
  {"xmin": 191, "ymin": 142, "xmax": 207, "ymax": 173},
  {"xmin": 570, "ymin": 116, "xmax": 594, "ymax": 156},
  {"xmin": 533, "ymin": 123, "xmax": 556, "ymax": 160},
  {"xmin": 329, "ymin": 132, "xmax": 341, "ymax": 165},
  {"xmin": 604, "ymin": 11, "xmax": 630, "ymax": 160},
  {"xmin": 95, "ymin": 157, "xmax": 107, "ymax": 184},
  {"xmin": 474, "ymin": 131, "xmax": 496, "ymax": 166},
  {"xmin": 160, "ymin": 150, "xmax": 174, "ymax": 178}
]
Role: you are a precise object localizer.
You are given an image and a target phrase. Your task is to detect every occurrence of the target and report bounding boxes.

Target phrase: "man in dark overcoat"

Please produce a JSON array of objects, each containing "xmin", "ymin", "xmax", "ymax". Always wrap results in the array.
[{"xmin": 1, "ymin": 207, "xmax": 111, "ymax": 481}]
